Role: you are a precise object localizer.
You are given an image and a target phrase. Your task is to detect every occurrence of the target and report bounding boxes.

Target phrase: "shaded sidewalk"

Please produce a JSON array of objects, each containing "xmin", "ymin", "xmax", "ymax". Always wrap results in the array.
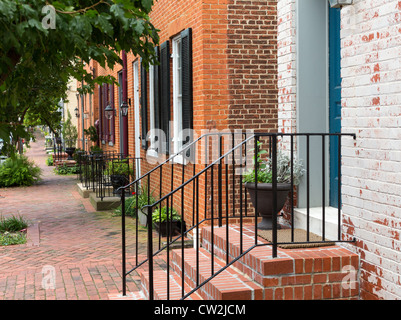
[{"xmin": 0, "ymin": 132, "xmax": 145, "ymax": 300}]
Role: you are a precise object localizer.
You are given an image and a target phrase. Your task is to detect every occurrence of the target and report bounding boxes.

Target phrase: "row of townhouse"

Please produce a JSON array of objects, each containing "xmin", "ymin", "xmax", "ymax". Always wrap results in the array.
[{"xmin": 75, "ymin": 0, "xmax": 401, "ymax": 300}]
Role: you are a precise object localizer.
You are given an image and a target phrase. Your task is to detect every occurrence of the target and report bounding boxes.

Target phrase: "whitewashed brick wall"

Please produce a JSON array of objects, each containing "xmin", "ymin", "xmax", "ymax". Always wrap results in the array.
[
  {"xmin": 277, "ymin": 0, "xmax": 297, "ymax": 152},
  {"xmin": 277, "ymin": 0, "xmax": 297, "ymax": 136},
  {"xmin": 277, "ymin": 0, "xmax": 401, "ymax": 299},
  {"xmin": 341, "ymin": 0, "xmax": 401, "ymax": 300}
]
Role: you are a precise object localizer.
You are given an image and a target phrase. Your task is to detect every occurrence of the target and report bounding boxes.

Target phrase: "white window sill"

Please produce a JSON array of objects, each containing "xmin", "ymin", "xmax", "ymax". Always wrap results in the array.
[
  {"xmin": 293, "ymin": 206, "xmax": 341, "ymax": 241},
  {"xmin": 146, "ymin": 149, "xmax": 159, "ymax": 159},
  {"xmin": 172, "ymin": 153, "xmax": 187, "ymax": 165}
]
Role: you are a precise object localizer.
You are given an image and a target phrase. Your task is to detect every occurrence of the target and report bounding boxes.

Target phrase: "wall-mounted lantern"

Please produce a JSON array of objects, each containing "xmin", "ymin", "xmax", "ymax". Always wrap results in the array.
[
  {"xmin": 74, "ymin": 107, "xmax": 79, "ymax": 118},
  {"xmin": 329, "ymin": 0, "xmax": 353, "ymax": 8},
  {"xmin": 105, "ymin": 104, "xmax": 115, "ymax": 120},
  {"xmin": 120, "ymin": 101, "xmax": 129, "ymax": 117}
]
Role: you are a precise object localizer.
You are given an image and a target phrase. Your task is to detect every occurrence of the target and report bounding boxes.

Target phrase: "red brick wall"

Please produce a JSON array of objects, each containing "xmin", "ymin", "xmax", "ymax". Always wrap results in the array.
[
  {"xmin": 227, "ymin": 0, "xmax": 278, "ymax": 132},
  {"xmin": 78, "ymin": 0, "xmax": 278, "ymax": 229}
]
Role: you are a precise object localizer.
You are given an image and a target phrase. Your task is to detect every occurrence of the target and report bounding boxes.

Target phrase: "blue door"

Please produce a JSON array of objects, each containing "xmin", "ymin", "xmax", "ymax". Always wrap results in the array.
[{"xmin": 329, "ymin": 7, "xmax": 341, "ymax": 208}]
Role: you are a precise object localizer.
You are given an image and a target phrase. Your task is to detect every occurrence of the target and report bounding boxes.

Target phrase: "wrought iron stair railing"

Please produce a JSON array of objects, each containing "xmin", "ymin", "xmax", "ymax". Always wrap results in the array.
[{"xmin": 118, "ymin": 132, "xmax": 356, "ymax": 300}]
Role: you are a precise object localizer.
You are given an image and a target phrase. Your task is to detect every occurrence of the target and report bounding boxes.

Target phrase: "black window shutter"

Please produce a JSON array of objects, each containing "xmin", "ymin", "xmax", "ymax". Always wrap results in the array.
[
  {"xmin": 160, "ymin": 40, "xmax": 170, "ymax": 154},
  {"xmin": 98, "ymin": 84, "xmax": 103, "ymax": 142},
  {"xmin": 181, "ymin": 28, "xmax": 193, "ymax": 157},
  {"xmin": 110, "ymin": 83, "xmax": 115, "ymax": 145},
  {"xmin": 140, "ymin": 59, "xmax": 148, "ymax": 150},
  {"xmin": 154, "ymin": 46, "xmax": 160, "ymax": 131}
]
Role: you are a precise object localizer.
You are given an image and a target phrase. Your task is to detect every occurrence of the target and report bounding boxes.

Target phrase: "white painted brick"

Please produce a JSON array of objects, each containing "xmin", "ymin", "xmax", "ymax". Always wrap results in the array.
[{"xmin": 277, "ymin": 0, "xmax": 401, "ymax": 299}]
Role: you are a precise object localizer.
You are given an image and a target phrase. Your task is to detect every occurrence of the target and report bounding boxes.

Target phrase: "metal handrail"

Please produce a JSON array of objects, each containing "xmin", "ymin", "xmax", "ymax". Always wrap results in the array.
[{"xmin": 119, "ymin": 132, "xmax": 356, "ymax": 300}]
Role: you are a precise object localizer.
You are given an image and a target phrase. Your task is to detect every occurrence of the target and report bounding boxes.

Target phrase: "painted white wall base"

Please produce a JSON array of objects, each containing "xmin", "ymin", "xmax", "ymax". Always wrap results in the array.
[{"xmin": 294, "ymin": 207, "xmax": 340, "ymax": 241}]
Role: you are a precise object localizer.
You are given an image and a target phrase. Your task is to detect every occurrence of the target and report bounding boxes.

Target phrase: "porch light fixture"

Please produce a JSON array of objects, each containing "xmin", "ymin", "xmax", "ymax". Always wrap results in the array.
[
  {"xmin": 74, "ymin": 107, "xmax": 79, "ymax": 118},
  {"xmin": 104, "ymin": 104, "xmax": 115, "ymax": 120},
  {"xmin": 120, "ymin": 101, "xmax": 129, "ymax": 117},
  {"xmin": 328, "ymin": 0, "xmax": 353, "ymax": 8}
]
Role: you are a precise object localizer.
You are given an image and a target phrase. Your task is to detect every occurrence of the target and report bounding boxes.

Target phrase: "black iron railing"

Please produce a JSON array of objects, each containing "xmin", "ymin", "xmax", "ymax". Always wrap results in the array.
[
  {"xmin": 119, "ymin": 132, "xmax": 356, "ymax": 300},
  {"xmin": 76, "ymin": 150, "xmax": 141, "ymax": 199},
  {"xmin": 53, "ymin": 137, "xmax": 64, "ymax": 162}
]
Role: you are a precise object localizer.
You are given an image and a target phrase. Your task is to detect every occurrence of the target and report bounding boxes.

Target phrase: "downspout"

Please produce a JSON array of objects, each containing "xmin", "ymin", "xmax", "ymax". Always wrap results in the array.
[{"xmin": 122, "ymin": 50, "xmax": 129, "ymax": 157}]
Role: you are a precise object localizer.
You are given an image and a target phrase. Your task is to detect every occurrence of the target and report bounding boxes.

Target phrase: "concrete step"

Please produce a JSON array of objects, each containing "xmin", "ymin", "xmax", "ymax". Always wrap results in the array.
[{"xmin": 89, "ymin": 192, "xmax": 121, "ymax": 211}]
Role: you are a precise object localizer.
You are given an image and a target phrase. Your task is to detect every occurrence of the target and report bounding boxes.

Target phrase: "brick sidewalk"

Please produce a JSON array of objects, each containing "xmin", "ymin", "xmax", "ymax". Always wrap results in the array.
[{"xmin": 0, "ymin": 133, "xmax": 146, "ymax": 300}]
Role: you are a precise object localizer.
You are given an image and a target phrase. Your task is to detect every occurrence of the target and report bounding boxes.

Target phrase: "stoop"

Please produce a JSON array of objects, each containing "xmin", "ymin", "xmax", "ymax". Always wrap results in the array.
[
  {"xmin": 89, "ymin": 192, "xmax": 121, "ymax": 211},
  {"xmin": 76, "ymin": 183, "xmax": 92, "ymax": 198},
  {"xmin": 121, "ymin": 224, "xmax": 359, "ymax": 300}
]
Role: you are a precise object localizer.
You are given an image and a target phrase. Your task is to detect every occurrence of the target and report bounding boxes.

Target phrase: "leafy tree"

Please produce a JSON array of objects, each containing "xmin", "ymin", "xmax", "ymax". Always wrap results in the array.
[{"xmin": 0, "ymin": 0, "xmax": 159, "ymax": 155}]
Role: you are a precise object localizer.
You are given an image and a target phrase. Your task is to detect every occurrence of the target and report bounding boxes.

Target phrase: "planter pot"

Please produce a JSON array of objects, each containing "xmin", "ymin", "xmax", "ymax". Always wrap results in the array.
[
  {"xmin": 110, "ymin": 174, "xmax": 129, "ymax": 193},
  {"xmin": 244, "ymin": 182, "xmax": 291, "ymax": 230},
  {"xmin": 65, "ymin": 147, "xmax": 76, "ymax": 160},
  {"xmin": 154, "ymin": 221, "xmax": 179, "ymax": 237}
]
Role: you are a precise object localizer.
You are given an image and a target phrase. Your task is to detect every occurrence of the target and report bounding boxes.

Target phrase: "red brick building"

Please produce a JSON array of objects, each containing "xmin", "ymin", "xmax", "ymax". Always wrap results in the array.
[{"xmin": 77, "ymin": 0, "xmax": 278, "ymax": 224}]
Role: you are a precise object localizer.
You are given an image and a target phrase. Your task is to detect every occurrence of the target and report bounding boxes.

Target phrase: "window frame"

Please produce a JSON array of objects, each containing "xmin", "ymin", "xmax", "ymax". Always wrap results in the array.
[
  {"xmin": 172, "ymin": 35, "xmax": 185, "ymax": 163},
  {"xmin": 147, "ymin": 63, "xmax": 159, "ymax": 158}
]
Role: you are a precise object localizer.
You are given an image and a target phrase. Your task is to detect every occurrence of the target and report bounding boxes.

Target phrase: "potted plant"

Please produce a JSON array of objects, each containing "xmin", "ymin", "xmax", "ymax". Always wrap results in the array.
[
  {"xmin": 62, "ymin": 111, "xmax": 78, "ymax": 160},
  {"xmin": 105, "ymin": 160, "xmax": 134, "ymax": 193},
  {"xmin": 152, "ymin": 206, "xmax": 181, "ymax": 237},
  {"xmin": 243, "ymin": 142, "xmax": 305, "ymax": 230},
  {"xmin": 114, "ymin": 185, "xmax": 156, "ymax": 226},
  {"xmin": 84, "ymin": 125, "xmax": 99, "ymax": 148}
]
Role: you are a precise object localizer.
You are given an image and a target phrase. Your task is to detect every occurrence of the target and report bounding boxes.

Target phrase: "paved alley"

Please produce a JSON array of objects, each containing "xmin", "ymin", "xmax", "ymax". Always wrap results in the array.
[{"xmin": 0, "ymin": 132, "xmax": 145, "ymax": 300}]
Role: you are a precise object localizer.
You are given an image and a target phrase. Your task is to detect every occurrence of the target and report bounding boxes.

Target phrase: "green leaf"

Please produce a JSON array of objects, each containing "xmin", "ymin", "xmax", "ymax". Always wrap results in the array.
[
  {"xmin": 95, "ymin": 15, "xmax": 113, "ymax": 35},
  {"xmin": 141, "ymin": 0, "xmax": 153, "ymax": 13}
]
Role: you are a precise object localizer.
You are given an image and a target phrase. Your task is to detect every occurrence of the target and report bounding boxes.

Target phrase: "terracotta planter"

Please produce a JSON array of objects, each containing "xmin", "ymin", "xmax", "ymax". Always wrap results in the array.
[{"xmin": 244, "ymin": 182, "xmax": 291, "ymax": 230}]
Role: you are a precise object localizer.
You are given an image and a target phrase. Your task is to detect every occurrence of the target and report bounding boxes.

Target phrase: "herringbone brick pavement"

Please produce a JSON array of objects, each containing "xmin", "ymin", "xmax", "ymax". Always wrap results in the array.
[{"xmin": 0, "ymin": 132, "xmax": 147, "ymax": 300}]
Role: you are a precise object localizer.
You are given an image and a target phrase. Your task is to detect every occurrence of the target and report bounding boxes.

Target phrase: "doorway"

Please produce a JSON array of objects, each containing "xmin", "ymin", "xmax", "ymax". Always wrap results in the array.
[{"xmin": 329, "ymin": 7, "xmax": 341, "ymax": 208}]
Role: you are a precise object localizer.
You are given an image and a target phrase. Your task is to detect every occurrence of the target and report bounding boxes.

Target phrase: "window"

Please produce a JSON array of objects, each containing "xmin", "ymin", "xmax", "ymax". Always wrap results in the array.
[
  {"xmin": 172, "ymin": 29, "xmax": 193, "ymax": 162},
  {"xmin": 153, "ymin": 29, "xmax": 192, "ymax": 158},
  {"xmin": 172, "ymin": 35, "xmax": 183, "ymax": 158},
  {"xmin": 147, "ymin": 63, "xmax": 158, "ymax": 158}
]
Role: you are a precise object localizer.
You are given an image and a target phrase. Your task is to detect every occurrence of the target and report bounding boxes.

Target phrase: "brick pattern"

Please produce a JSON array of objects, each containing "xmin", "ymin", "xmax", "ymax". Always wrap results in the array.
[
  {"xmin": 202, "ymin": 225, "xmax": 360, "ymax": 300},
  {"xmin": 277, "ymin": 0, "xmax": 297, "ymax": 137},
  {"xmin": 227, "ymin": 0, "xmax": 278, "ymax": 132},
  {"xmin": 340, "ymin": 0, "xmax": 401, "ymax": 300},
  {"xmin": 276, "ymin": 0, "xmax": 401, "ymax": 300},
  {"xmin": 76, "ymin": 0, "xmax": 279, "ymax": 230},
  {"xmin": 0, "ymin": 134, "xmax": 145, "ymax": 300}
]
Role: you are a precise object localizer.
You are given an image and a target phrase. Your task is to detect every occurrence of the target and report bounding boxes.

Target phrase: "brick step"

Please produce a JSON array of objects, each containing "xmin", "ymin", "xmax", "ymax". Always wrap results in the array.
[
  {"xmin": 201, "ymin": 225, "xmax": 360, "ymax": 300},
  {"xmin": 138, "ymin": 247, "xmax": 263, "ymax": 300},
  {"xmin": 139, "ymin": 268, "xmax": 203, "ymax": 300},
  {"xmin": 170, "ymin": 248, "xmax": 263, "ymax": 300}
]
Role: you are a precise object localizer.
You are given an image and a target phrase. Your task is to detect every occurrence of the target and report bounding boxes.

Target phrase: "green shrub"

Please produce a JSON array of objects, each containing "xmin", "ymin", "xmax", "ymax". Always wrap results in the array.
[
  {"xmin": 152, "ymin": 206, "xmax": 180, "ymax": 223},
  {"xmin": 0, "ymin": 215, "xmax": 28, "ymax": 233},
  {"xmin": 0, "ymin": 232, "xmax": 26, "ymax": 246},
  {"xmin": 54, "ymin": 163, "xmax": 79, "ymax": 175},
  {"xmin": 113, "ymin": 185, "xmax": 156, "ymax": 217},
  {"xmin": 105, "ymin": 159, "xmax": 134, "ymax": 176},
  {"xmin": 0, "ymin": 215, "xmax": 28, "ymax": 246},
  {"xmin": 46, "ymin": 155, "xmax": 54, "ymax": 166},
  {"xmin": 0, "ymin": 155, "xmax": 42, "ymax": 187}
]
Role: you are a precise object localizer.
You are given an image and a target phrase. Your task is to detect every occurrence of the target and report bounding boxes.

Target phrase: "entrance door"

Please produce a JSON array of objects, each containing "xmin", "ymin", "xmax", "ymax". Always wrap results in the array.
[
  {"xmin": 329, "ymin": 7, "xmax": 341, "ymax": 208},
  {"xmin": 133, "ymin": 61, "xmax": 141, "ymax": 181}
]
